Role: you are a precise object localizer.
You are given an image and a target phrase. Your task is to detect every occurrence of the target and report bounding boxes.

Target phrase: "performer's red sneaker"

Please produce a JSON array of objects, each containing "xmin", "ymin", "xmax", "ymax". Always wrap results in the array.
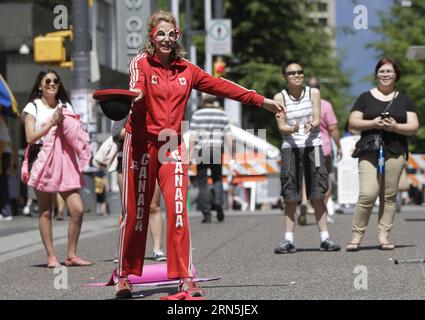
[
  {"xmin": 114, "ymin": 277, "xmax": 132, "ymax": 298},
  {"xmin": 178, "ymin": 278, "xmax": 206, "ymax": 298}
]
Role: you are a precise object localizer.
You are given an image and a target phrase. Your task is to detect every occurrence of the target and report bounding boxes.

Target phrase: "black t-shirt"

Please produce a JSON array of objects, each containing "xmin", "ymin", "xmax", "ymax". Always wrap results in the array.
[{"xmin": 351, "ymin": 91, "xmax": 417, "ymax": 156}]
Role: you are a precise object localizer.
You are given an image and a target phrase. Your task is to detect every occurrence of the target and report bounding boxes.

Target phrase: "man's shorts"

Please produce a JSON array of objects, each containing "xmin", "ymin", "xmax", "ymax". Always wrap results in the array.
[
  {"xmin": 324, "ymin": 154, "xmax": 333, "ymax": 176},
  {"xmin": 280, "ymin": 146, "xmax": 328, "ymax": 202}
]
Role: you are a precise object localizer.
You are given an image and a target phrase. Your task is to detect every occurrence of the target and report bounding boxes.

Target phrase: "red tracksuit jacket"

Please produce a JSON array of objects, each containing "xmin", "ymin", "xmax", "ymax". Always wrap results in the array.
[{"xmin": 126, "ymin": 53, "xmax": 265, "ymax": 135}]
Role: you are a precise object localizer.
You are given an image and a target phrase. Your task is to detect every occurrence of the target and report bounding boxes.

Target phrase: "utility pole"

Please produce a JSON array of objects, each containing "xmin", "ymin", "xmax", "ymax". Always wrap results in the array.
[
  {"xmin": 170, "ymin": 0, "xmax": 179, "ymax": 25},
  {"xmin": 185, "ymin": 0, "xmax": 197, "ymax": 121},
  {"xmin": 71, "ymin": 0, "xmax": 96, "ymax": 214},
  {"xmin": 185, "ymin": 0, "xmax": 192, "ymax": 56},
  {"xmin": 214, "ymin": 0, "xmax": 223, "ymax": 75},
  {"xmin": 214, "ymin": 0, "xmax": 223, "ymax": 18},
  {"xmin": 204, "ymin": 0, "xmax": 212, "ymax": 74},
  {"xmin": 72, "ymin": 0, "xmax": 91, "ymax": 90}
]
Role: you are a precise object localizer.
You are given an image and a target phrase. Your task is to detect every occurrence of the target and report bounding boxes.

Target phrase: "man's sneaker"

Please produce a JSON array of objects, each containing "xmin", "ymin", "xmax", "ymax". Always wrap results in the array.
[
  {"xmin": 114, "ymin": 277, "xmax": 132, "ymax": 298},
  {"xmin": 216, "ymin": 207, "xmax": 225, "ymax": 222},
  {"xmin": 178, "ymin": 278, "xmax": 205, "ymax": 297},
  {"xmin": 320, "ymin": 238, "xmax": 341, "ymax": 251},
  {"xmin": 153, "ymin": 250, "xmax": 167, "ymax": 262},
  {"xmin": 22, "ymin": 206, "xmax": 31, "ymax": 216},
  {"xmin": 0, "ymin": 215, "xmax": 12, "ymax": 221},
  {"xmin": 201, "ymin": 213, "xmax": 212, "ymax": 223},
  {"xmin": 274, "ymin": 239, "xmax": 297, "ymax": 254}
]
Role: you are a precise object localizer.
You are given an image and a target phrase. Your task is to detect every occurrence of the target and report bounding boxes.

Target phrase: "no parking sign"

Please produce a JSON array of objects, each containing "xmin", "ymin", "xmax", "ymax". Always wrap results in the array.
[{"xmin": 207, "ymin": 19, "xmax": 232, "ymax": 55}]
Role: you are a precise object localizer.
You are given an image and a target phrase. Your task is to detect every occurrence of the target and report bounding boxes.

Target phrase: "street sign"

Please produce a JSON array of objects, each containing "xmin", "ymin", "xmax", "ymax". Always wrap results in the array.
[
  {"xmin": 207, "ymin": 19, "xmax": 232, "ymax": 55},
  {"xmin": 407, "ymin": 46, "xmax": 425, "ymax": 60}
]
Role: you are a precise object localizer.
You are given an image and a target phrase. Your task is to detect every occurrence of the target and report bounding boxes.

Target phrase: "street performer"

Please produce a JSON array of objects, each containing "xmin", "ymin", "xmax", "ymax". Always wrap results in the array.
[{"xmin": 112, "ymin": 10, "xmax": 285, "ymax": 299}]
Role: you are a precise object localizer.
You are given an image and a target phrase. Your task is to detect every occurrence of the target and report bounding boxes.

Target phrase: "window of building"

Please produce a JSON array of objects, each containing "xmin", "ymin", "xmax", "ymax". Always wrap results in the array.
[
  {"xmin": 318, "ymin": 2, "xmax": 328, "ymax": 12},
  {"xmin": 96, "ymin": 0, "xmax": 114, "ymax": 68},
  {"xmin": 319, "ymin": 17, "xmax": 328, "ymax": 26}
]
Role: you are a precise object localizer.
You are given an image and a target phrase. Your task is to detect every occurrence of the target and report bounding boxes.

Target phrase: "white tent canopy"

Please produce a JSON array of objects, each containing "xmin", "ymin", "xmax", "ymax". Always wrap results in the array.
[{"xmin": 184, "ymin": 124, "xmax": 280, "ymax": 159}]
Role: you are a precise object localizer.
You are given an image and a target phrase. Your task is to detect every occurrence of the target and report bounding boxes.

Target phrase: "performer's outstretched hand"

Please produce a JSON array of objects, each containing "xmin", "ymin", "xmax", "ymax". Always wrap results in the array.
[
  {"xmin": 262, "ymin": 98, "xmax": 285, "ymax": 119},
  {"xmin": 130, "ymin": 88, "xmax": 144, "ymax": 102}
]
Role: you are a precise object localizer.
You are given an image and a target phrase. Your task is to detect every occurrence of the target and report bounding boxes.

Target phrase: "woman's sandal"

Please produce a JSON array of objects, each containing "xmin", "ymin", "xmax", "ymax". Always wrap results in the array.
[
  {"xmin": 47, "ymin": 256, "xmax": 61, "ymax": 268},
  {"xmin": 378, "ymin": 242, "xmax": 395, "ymax": 250},
  {"xmin": 346, "ymin": 242, "xmax": 360, "ymax": 252},
  {"xmin": 64, "ymin": 256, "xmax": 93, "ymax": 266}
]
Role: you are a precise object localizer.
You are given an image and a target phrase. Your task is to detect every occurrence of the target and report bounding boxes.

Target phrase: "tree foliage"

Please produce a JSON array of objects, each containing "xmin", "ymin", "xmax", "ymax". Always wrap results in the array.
[{"xmin": 368, "ymin": 0, "xmax": 425, "ymax": 152}]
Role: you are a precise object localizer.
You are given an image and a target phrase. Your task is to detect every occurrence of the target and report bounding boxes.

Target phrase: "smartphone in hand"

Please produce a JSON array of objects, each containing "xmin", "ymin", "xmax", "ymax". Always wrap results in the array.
[{"xmin": 381, "ymin": 112, "xmax": 390, "ymax": 119}]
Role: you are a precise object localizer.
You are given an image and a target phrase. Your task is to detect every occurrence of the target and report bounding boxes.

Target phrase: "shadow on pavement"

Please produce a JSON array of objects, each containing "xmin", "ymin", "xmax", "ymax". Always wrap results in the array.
[
  {"xmin": 31, "ymin": 263, "xmax": 49, "ymax": 268},
  {"xmin": 342, "ymin": 244, "xmax": 416, "ymax": 251},
  {"xmin": 296, "ymin": 248, "xmax": 329, "ymax": 252},
  {"xmin": 104, "ymin": 287, "xmax": 177, "ymax": 300}
]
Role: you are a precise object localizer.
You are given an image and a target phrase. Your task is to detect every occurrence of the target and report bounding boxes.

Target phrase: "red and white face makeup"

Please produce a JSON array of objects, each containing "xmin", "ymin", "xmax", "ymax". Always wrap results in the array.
[{"xmin": 151, "ymin": 21, "xmax": 180, "ymax": 56}]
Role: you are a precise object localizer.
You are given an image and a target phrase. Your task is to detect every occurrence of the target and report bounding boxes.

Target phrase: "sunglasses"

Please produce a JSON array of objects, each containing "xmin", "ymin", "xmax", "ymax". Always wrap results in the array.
[
  {"xmin": 286, "ymin": 70, "xmax": 304, "ymax": 76},
  {"xmin": 152, "ymin": 28, "xmax": 181, "ymax": 41},
  {"xmin": 43, "ymin": 78, "xmax": 60, "ymax": 86}
]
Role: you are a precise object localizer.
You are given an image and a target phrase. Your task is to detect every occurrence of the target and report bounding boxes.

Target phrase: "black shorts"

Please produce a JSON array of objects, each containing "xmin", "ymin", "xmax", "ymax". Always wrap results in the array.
[
  {"xmin": 96, "ymin": 191, "xmax": 106, "ymax": 203},
  {"xmin": 324, "ymin": 155, "xmax": 333, "ymax": 175},
  {"xmin": 280, "ymin": 146, "xmax": 328, "ymax": 202},
  {"xmin": 116, "ymin": 155, "xmax": 123, "ymax": 174}
]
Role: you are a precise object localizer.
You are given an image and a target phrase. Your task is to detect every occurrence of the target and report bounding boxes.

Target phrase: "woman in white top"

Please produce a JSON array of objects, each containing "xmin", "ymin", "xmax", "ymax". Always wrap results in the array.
[
  {"xmin": 273, "ymin": 59, "xmax": 340, "ymax": 254},
  {"xmin": 22, "ymin": 70, "xmax": 92, "ymax": 268}
]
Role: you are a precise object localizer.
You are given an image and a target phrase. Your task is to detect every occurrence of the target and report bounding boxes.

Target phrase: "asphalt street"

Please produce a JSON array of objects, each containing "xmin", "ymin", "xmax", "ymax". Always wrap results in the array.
[{"xmin": 0, "ymin": 204, "xmax": 424, "ymax": 300}]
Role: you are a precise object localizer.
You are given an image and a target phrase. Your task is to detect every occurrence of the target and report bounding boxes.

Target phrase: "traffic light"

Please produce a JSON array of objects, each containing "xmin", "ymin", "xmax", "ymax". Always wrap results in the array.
[
  {"xmin": 213, "ymin": 57, "xmax": 226, "ymax": 78},
  {"xmin": 34, "ymin": 29, "xmax": 73, "ymax": 68}
]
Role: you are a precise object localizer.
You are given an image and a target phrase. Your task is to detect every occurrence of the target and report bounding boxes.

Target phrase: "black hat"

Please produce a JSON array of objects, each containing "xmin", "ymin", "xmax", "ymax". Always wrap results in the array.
[{"xmin": 92, "ymin": 89, "xmax": 138, "ymax": 121}]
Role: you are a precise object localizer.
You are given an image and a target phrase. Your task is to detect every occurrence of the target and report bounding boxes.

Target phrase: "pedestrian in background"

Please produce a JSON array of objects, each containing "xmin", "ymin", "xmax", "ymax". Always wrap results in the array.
[
  {"xmin": 22, "ymin": 70, "xmax": 92, "ymax": 267},
  {"xmin": 8, "ymin": 163, "xmax": 20, "ymax": 216},
  {"xmin": 0, "ymin": 115, "xmax": 13, "ymax": 221},
  {"xmin": 346, "ymin": 57, "xmax": 419, "ymax": 251},
  {"xmin": 189, "ymin": 93, "xmax": 232, "ymax": 223},
  {"xmin": 53, "ymin": 193, "xmax": 66, "ymax": 221},
  {"xmin": 22, "ymin": 186, "xmax": 37, "ymax": 216},
  {"xmin": 308, "ymin": 77, "xmax": 342, "ymax": 224},
  {"xmin": 112, "ymin": 118, "xmax": 167, "ymax": 263},
  {"xmin": 95, "ymin": 168, "xmax": 110, "ymax": 216},
  {"xmin": 113, "ymin": 10, "xmax": 284, "ymax": 299},
  {"xmin": 273, "ymin": 59, "xmax": 340, "ymax": 254}
]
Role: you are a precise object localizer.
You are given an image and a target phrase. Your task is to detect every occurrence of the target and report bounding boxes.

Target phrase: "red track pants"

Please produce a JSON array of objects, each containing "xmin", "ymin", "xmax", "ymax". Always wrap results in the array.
[{"xmin": 117, "ymin": 132, "xmax": 193, "ymax": 279}]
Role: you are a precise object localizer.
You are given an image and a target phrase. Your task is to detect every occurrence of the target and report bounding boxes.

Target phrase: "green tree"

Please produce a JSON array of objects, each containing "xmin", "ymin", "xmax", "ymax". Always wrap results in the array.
[{"xmin": 369, "ymin": 0, "xmax": 425, "ymax": 152}]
